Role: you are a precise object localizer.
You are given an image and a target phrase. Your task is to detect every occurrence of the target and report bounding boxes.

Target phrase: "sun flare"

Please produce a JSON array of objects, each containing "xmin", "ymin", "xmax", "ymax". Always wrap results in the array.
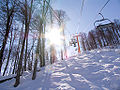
[{"xmin": 46, "ymin": 27, "xmax": 63, "ymax": 46}]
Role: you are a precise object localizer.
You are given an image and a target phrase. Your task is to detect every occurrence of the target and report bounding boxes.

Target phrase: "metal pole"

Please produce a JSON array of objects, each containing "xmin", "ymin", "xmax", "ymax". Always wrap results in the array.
[{"xmin": 76, "ymin": 36, "xmax": 81, "ymax": 53}]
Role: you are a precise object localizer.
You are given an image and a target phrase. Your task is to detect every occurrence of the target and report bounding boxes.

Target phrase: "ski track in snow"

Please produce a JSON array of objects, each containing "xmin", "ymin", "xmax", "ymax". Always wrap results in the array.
[{"xmin": 0, "ymin": 48, "xmax": 120, "ymax": 90}]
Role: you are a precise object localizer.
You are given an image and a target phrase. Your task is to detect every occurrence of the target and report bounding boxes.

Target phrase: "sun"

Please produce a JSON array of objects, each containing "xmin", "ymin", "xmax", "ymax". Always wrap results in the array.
[{"xmin": 46, "ymin": 27, "xmax": 63, "ymax": 46}]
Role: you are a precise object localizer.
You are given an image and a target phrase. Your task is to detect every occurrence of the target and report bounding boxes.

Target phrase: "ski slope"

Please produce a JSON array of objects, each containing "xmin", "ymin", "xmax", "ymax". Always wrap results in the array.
[{"xmin": 0, "ymin": 47, "xmax": 120, "ymax": 90}]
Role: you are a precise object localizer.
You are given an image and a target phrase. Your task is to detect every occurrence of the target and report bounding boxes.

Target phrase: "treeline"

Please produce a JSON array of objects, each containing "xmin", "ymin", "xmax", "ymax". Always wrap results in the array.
[
  {"xmin": 0, "ymin": 0, "xmax": 66, "ymax": 87},
  {"xmin": 80, "ymin": 20, "xmax": 120, "ymax": 51}
]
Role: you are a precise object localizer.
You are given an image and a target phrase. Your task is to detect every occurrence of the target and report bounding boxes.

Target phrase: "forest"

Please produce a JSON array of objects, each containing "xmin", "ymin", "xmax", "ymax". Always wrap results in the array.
[
  {"xmin": 0, "ymin": 0, "xmax": 68, "ymax": 87},
  {"xmin": 0, "ymin": 0, "xmax": 120, "ymax": 88}
]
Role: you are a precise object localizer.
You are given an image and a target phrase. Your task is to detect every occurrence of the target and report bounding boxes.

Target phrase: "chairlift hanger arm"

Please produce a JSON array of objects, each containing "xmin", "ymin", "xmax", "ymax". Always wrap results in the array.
[{"xmin": 99, "ymin": 13, "xmax": 104, "ymax": 20}]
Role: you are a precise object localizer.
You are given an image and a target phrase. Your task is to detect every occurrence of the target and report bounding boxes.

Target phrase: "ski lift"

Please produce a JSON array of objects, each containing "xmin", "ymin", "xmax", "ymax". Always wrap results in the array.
[
  {"xmin": 73, "ymin": 42, "xmax": 76, "ymax": 47},
  {"xmin": 72, "ymin": 38, "xmax": 77, "ymax": 47},
  {"xmin": 69, "ymin": 38, "xmax": 77, "ymax": 47},
  {"xmin": 94, "ymin": 13, "xmax": 112, "ymax": 29}
]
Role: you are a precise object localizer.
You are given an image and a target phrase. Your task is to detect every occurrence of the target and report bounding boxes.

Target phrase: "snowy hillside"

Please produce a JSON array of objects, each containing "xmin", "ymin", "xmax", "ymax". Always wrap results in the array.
[{"xmin": 0, "ymin": 47, "xmax": 120, "ymax": 90}]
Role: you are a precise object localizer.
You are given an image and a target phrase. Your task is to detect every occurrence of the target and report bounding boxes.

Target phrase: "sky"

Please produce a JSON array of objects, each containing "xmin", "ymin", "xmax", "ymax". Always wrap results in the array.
[{"xmin": 52, "ymin": 0, "xmax": 120, "ymax": 36}]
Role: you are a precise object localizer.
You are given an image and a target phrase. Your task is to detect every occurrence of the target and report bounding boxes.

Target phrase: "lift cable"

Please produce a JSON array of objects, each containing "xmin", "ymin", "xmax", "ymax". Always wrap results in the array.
[
  {"xmin": 45, "ymin": 1, "xmax": 72, "ymax": 37},
  {"xmin": 75, "ymin": 0, "xmax": 85, "ymax": 33},
  {"xmin": 80, "ymin": 0, "xmax": 85, "ymax": 16},
  {"xmin": 99, "ymin": 0, "xmax": 110, "ymax": 13},
  {"xmin": 45, "ymin": 1, "xmax": 62, "ymax": 24}
]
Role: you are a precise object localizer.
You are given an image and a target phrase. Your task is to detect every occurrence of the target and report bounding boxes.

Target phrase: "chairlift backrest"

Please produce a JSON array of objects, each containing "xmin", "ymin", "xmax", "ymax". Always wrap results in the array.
[
  {"xmin": 96, "ymin": 22, "xmax": 114, "ymax": 29},
  {"xmin": 94, "ymin": 18, "xmax": 112, "ymax": 28}
]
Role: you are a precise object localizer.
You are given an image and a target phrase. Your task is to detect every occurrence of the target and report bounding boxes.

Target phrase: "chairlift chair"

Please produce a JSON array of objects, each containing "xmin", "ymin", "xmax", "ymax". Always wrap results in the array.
[
  {"xmin": 94, "ymin": 13, "xmax": 112, "ymax": 29},
  {"xmin": 69, "ymin": 38, "xmax": 77, "ymax": 47}
]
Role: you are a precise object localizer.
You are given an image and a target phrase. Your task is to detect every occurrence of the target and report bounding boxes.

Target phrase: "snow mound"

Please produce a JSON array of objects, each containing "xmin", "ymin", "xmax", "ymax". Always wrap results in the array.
[{"xmin": 0, "ymin": 48, "xmax": 120, "ymax": 90}]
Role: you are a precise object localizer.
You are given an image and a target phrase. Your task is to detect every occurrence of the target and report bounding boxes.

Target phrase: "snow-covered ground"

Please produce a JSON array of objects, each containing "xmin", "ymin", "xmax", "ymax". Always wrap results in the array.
[{"xmin": 0, "ymin": 47, "xmax": 120, "ymax": 90}]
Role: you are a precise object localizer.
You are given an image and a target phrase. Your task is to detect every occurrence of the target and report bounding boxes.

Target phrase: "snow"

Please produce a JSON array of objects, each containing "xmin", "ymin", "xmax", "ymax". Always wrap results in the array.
[
  {"xmin": 0, "ymin": 47, "xmax": 120, "ymax": 90},
  {"xmin": 0, "ymin": 74, "xmax": 16, "ymax": 81}
]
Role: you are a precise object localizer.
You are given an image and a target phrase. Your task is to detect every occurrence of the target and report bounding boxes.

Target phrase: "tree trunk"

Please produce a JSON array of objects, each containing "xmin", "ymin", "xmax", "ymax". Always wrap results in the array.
[
  {"xmin": 3, "ymin": 31, "xmax": 16, "ymax": 76},
  {"xmin": 14, "ymin": 0, "xmax": 34, "ymax": 84},
  {"xmin": 24, "ymin": 0, "xmax": 33, "ymax": 71},
  {"xmin": 32, "ymin": 39, "xmax": 40, "ymax": 80},
  {"xmin": 0, "ymin": 14, "xmax": 13, "ymax": 73},
  {"xmin": 14, "ymin": 30, "xmax": 26, "ymax": 87},
  {"xmin": 24, "ymin": 28, "xmax": 28, "ymax": 71},
  {"xmin": 12, "ymin": 22, "xmax": 24, "ymax": 74}
]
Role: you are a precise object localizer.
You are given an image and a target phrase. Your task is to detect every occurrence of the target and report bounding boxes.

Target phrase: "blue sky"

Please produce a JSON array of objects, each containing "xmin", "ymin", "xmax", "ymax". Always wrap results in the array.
[{"xmin": 52, "ymin": 0, "xmax": 120, "ymax": 36}]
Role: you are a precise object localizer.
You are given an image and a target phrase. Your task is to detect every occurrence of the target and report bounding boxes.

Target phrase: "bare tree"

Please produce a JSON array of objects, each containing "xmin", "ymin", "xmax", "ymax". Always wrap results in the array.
[
  {"xmin": 14, "ymin": 0, "xmax": 34, "ymax": 87},
  {"xmin": 55, "ymin": 10, "xmax": 69, "ymax": 60},
  {"xmin": 3, "ymin": 28, "xmax": 17, "ymax": 76},
  {"xmin": 0, "ymin": 0, "xmax": 17, "ymax": 73}
]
